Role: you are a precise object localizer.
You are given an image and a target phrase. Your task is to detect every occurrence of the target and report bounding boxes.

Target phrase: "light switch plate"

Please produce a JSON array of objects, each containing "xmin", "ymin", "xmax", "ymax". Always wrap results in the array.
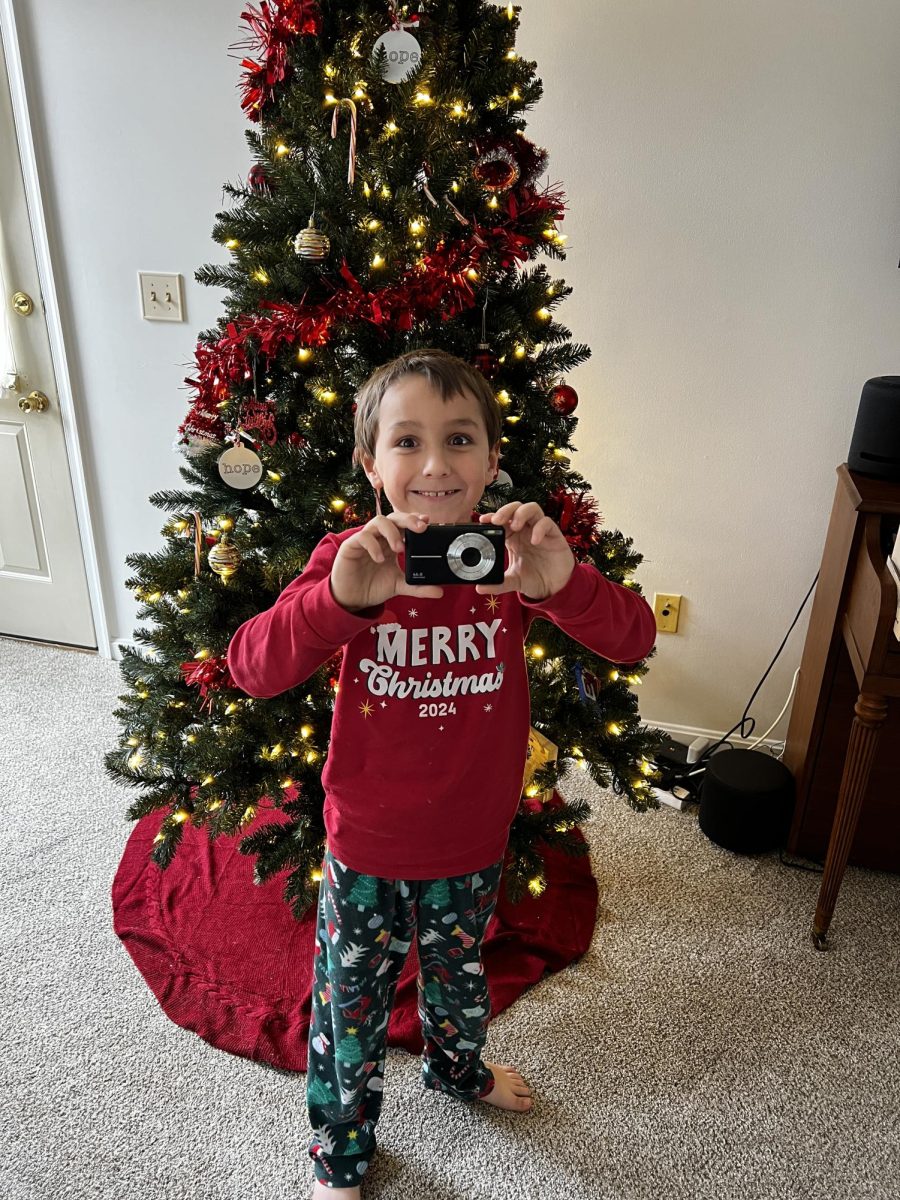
[
  {"xmin": 653, "ymin": 592, "xmax": 682, "ymax": 634},
  {"xmin": 138, "ymin": 272, "xmax": 185, "ymax": 321}
]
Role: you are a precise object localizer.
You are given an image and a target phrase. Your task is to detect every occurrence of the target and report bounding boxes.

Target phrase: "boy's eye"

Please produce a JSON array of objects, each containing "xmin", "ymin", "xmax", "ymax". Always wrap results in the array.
[{"xmin": 396, "ymin": 434, "xmax": 473, "ymax": 448}]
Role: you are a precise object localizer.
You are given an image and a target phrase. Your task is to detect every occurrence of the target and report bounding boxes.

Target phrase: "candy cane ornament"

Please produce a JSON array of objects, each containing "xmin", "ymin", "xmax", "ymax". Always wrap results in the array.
[{"xmin": 330, "ymin": 98, "xmax": 358, "ymax": 186}]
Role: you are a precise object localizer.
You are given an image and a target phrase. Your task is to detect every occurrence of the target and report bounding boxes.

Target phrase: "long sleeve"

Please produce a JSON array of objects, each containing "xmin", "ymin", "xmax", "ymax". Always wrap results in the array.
[
  {"xmin": 519, "ymin": 561, "xmax": 657, "ymax": 665},
  {"xmin": 226, "ymin": 533, "xmax": 388, "ymax": 699}
]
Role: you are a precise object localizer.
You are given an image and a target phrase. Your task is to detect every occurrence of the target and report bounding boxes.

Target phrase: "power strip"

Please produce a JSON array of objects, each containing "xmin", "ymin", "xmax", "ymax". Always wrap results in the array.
[
  {"xmin": 686, "ymin": 736, "xmax": 713, "ymax": 763},
  {"xmin": 650, "ymin": 785, "xmax": 690, "ymax": 811}
]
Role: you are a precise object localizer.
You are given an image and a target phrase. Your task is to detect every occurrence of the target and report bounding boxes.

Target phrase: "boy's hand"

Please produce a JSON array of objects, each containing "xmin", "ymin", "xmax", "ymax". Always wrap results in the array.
[
  {"xmin": 476, "ymin": 503, "xmax": 575, "ymax": 601},
  {"xmin": 331, "ymin": 512, "xmax": 444, "ymax": 612}
]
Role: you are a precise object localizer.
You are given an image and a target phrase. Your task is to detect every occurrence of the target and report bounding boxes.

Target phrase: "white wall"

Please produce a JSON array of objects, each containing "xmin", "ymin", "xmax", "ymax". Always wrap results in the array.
[{"xmin": 14, "ymin": 0, "xmax": 900, "ymax": 736}]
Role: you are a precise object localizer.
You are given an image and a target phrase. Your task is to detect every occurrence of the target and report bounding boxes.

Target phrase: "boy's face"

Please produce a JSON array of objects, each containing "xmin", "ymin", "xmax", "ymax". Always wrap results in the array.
[{"xmin": 361, "ymin": 374, "xmax": 500, "ymax": 525}]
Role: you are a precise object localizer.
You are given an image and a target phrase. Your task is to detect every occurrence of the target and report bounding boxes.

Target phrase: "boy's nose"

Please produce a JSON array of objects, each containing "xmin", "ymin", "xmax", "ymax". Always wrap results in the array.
[{"xmin": 422, "ymin": 454, "xmax": 453, "ymax": 475}]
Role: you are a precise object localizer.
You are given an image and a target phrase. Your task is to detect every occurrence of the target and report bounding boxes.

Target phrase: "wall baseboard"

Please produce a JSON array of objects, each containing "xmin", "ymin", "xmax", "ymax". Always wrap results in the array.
[{"xmin": 643, "ymin": 718, "xmax": 784, "ymax": 754}]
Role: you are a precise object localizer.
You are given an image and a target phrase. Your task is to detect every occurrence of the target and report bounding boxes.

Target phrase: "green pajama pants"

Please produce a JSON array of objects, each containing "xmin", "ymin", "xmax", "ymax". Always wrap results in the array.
[{"xmin": 306, "ymin": 847, "xmax": 504, "ymax": 1189}]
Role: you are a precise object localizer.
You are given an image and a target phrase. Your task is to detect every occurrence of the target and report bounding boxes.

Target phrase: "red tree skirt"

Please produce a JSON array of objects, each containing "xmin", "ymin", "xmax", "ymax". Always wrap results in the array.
[{"xmin": 111, "ymin": 800, "xmax": 598, "ymax": 1071}]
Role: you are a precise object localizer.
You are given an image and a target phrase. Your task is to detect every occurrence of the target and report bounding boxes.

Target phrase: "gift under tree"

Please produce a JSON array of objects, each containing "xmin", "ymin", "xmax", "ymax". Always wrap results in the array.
[{"xmin": 107, "ymin": 0, "xmax": 665, "ymax": 1069}]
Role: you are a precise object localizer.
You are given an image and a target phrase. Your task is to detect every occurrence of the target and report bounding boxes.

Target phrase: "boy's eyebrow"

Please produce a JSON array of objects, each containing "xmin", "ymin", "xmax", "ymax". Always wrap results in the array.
[{"xmin": 388, "ymin": 418, "xmax": 481, "ymax": 431}]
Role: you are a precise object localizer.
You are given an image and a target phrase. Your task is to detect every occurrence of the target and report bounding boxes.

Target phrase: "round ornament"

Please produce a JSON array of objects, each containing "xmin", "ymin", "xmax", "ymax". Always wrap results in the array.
[
  {"xmin": 472, "ymin": 343, "xmax": 500, "ymax": 380},
  {"xmin": 372, "ymin": 29, "xmax": 422, "ymax": 84},
  {"xmin": 247, "ymin": 165, "xmax": 272, "ymax": 194},
  {"xmin": 494, "ymin": 469, "xmax": 513, "ymax": 490},
  {"xmin": 294, "ymin": 216, "xmax": 330, "ymax": 261},
  {"xmin": 217, "ymin": 443, "xmax": 263, "ymax": 491},
  {"xmin": 208, "ymin": 538, "xmax": 242, "ymax": 578},
  {"xmin": 473, "ymin": 146, "xmax": 520, "ymax": 192},
  {"xmin": 549, "ymin": 384, "xmax": 579, "ymax": 415}
]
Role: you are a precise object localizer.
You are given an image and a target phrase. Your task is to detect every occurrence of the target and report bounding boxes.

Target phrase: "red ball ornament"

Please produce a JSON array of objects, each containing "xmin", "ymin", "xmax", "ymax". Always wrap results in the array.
[
  {"xmin": 549, "ymin": 384, "xmax": 579, "ymax": 415},
  {"xmin": 247, "ymin": 164, "xmax": 273, "ymax": 194},
  {"xmin": 472, "ymin": 343, "xmax": 500, "ymax": 380},
  {"xmin": 473, "ymin": 147, "xmax": 521, "ymax": 192}
]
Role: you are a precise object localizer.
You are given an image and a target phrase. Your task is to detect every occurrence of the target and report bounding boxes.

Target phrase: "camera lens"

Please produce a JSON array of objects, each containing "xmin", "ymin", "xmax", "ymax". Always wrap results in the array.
[{"xmin": 446, "ymin": 532, "xmax": 497, "ymax": 581}]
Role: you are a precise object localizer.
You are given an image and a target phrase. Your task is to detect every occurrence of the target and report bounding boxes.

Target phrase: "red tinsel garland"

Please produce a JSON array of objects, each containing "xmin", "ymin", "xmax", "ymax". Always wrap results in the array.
[
  {"xmin": 179, "ymin": 191, "xmax": 565, "ymax": 444},
  {"xmin": 235, "ymin": 1, "xmax": 322, "ymax": 122}
]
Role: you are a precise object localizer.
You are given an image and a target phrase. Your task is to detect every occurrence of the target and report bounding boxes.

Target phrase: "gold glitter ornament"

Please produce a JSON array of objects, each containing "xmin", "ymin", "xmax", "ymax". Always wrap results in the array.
[
  {"xmin": 293, "ymin": 215, "xmax": 330, "ymax": 261},
  {"xmin": 208, "ymin": 537, "xmax": 242, "ymax": 578}
]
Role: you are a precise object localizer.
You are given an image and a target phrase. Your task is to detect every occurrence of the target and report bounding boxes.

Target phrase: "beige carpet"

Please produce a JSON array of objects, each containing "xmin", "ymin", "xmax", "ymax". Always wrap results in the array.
[{"xmin": 2, "ymin": 635, "xmax": 899, "ymax": 1200}]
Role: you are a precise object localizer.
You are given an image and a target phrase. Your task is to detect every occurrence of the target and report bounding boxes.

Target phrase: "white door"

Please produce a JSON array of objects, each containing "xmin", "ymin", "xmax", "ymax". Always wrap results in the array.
[{"xmin": 0, "ymin": 27, "xmax": 96, "ymax": 648}]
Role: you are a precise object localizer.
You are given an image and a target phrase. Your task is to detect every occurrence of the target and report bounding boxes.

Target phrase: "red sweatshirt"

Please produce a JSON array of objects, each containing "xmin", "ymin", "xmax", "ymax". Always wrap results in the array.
[{"xmin": 226, "ymin": 525, "xmax": 656, "ymax": 879}]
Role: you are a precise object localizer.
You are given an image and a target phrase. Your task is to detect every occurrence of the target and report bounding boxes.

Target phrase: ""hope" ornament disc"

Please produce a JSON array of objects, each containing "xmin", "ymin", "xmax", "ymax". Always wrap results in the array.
[
  {"xmin": 372, "ymin": 29, "xmax": 422, "ymax": 84},
  {"xmin": 217, "ymin": 443, "xmax": 263, "ymax": 490}
]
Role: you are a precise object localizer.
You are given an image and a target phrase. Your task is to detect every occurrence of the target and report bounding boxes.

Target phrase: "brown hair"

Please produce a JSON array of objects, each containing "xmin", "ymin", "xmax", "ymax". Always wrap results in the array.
[{"xmin": 352, "ymin": 348, "xmax": 503, "ymax": 469}]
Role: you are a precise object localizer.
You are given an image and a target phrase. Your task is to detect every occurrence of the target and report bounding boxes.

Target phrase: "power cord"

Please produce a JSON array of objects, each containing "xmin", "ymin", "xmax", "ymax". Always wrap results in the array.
[
  {"xmin": 677, "ymin": 571, "xmax": 825, "ymax": 874},
  {"xmin": 694, "ymin": 571, "xmax": 820, "ymax": 768}
]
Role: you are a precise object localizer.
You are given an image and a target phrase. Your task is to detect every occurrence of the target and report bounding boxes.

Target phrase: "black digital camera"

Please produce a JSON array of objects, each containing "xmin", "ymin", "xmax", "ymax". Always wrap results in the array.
[{"xmin": 404, "ymin": 523, "xmax": 506, "ymax": 586}]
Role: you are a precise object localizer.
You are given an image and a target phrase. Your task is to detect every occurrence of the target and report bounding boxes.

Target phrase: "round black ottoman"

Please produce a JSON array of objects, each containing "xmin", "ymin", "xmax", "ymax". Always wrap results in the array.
[{"xmin": 698, "ymin": 748, "xmax": 795, "ymax": 854}]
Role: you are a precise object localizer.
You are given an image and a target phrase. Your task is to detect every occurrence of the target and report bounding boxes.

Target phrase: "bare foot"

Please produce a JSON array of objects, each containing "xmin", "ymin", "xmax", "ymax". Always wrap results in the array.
[
  {"xmin": 311, "ymin": 1182, "xmax": 360, "ymax": 1199},
  {"xmin": 479, "ymin": 1062, "xmax": 534, "ymax": 1112}
]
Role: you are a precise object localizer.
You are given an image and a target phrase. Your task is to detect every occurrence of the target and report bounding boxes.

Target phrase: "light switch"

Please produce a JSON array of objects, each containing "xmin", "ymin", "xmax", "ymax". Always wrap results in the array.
[{"xmin": 138, "ymin": 272, "xmax": 185, "ymax": 321}]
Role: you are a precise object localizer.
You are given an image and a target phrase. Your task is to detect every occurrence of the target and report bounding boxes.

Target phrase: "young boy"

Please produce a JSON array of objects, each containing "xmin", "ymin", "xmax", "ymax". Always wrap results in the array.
[{"xmin": 226, "ymin": 349, "xmax": 657, "ymax": 1198}]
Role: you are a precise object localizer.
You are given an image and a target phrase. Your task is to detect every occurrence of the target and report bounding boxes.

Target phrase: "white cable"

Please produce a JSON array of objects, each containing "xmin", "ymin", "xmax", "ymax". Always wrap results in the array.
[{"xmin": 748, "ymin": 667, "xmax": 801, "ymax": 748}]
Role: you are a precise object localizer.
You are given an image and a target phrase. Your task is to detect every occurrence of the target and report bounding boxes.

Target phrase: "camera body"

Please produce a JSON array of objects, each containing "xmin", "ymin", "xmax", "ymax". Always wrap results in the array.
[{"xmin": 404, "ymin": 523, "xmax": 506, "ymax": 586}]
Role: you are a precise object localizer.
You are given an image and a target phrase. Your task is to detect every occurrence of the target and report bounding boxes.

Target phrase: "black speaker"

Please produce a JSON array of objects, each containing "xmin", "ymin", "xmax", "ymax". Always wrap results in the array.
[
  {"xmin": 698, "ymin": 749, "xmax": 795, "ymax": 855},
  {"xmin": 848, "ymin": 376, "xmax": 900, "ymax": 482}
]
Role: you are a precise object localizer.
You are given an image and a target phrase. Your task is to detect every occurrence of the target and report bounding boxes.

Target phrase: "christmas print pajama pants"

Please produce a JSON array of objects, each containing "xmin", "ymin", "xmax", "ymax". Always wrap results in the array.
[{"xmin": 306, "ymin": 847, "xmax": 504, "ymax": 1189}]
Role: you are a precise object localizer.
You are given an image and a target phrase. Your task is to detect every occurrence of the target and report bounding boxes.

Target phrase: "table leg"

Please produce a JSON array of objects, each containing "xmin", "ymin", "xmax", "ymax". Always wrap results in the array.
[{"xmin": 812, "ymin": 691, "xmax": 888, "ymax": 950}]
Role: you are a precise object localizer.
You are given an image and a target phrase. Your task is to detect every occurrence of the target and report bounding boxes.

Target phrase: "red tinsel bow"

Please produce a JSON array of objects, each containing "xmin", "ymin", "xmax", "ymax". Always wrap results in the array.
[
  {"xmin": 546, "ymin": 487, "xmax": 604, "ymax": 560},
  {"xmin": 180, "ymin": 334, "xmax": 254, "ymax": 443},
  {"xmin": 180, "ymin": 657, "xmax": 237, "ymax": 713}
]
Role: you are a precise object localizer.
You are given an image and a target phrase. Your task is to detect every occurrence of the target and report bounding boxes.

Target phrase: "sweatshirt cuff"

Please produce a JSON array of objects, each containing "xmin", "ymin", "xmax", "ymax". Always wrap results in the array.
[
  {"xmin": 302, "ymin": 575, "xmax": 388, "ymax": 643},
  {"xmin": 518, "ymin": 562, "xmax": 594, "ymax": 618}
]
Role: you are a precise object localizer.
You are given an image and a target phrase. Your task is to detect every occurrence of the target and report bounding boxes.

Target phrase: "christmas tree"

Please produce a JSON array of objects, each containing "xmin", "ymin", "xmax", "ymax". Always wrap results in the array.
[{"xmin": 104, "ymin": 0, "xmax": 665, "ymax": 922}]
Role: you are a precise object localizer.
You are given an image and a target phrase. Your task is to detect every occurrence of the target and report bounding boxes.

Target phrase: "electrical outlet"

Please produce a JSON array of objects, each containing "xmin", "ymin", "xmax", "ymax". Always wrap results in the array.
[
  {"xmin": 138, "ymin": 272, "xmax": 185, "ymax": 321},
  {"xmin": 653, "ymin": 593, "xmax": 682, "ymax": 634}
]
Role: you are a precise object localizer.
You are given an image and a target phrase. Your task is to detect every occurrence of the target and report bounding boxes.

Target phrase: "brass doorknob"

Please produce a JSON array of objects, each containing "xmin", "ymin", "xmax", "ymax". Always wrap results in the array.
[
  {"xmin": 18, "ymin": 390, "xmax": 49, "ymax": 413},
  {"xmin": 12, "ymin": 291, "xmax": 34, "ymax": 317}
]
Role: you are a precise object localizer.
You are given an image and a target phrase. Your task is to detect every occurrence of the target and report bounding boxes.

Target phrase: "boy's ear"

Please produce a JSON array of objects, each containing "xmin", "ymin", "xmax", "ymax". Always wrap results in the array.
[
  {"xmin": 359, "ymin": 451, "xmax": 380, "ymax": 486},
  {"xmin": 486, "ymin": 441, "xmax": 501, "ymax": 479}
]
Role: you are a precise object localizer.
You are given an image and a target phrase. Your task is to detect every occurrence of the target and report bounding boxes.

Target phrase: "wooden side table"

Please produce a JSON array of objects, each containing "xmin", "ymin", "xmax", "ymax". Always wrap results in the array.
[{"xmin": 784, "ymin": 464, "xmax": 900, "ymax": 949}]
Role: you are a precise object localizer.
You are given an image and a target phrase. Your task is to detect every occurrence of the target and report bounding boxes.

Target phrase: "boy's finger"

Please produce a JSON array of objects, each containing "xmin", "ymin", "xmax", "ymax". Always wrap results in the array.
[
  {"xmin": 361, "ymin": 532, "xmax": 391, "ymax": 561},
  {"xmin": 482, "ymin": 501, "xmax": 521, "ymax": 524},
  {"xmin": 510, "ymin": 503, "xmax": 544, "ymax": 530},
  {"xmin": 388, "ymin": 512, "xmax": 429, "ymax": 530},
  {"xmin": 530, "ymin": 515, "xmax": 555, "ymax": 543},
  {"xmin": 370, "ymin": 518, "xmax": 410, "ymax": 552},
  {"xmin": 475, "ymin": 572, "xmax": 518, "ymax": 594}
]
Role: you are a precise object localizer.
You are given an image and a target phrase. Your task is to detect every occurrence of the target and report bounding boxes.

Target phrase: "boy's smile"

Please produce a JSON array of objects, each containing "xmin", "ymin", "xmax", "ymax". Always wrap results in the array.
[{"xmin": 362, "ymin": 375, "xmax": 500, "ymax": 525}]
